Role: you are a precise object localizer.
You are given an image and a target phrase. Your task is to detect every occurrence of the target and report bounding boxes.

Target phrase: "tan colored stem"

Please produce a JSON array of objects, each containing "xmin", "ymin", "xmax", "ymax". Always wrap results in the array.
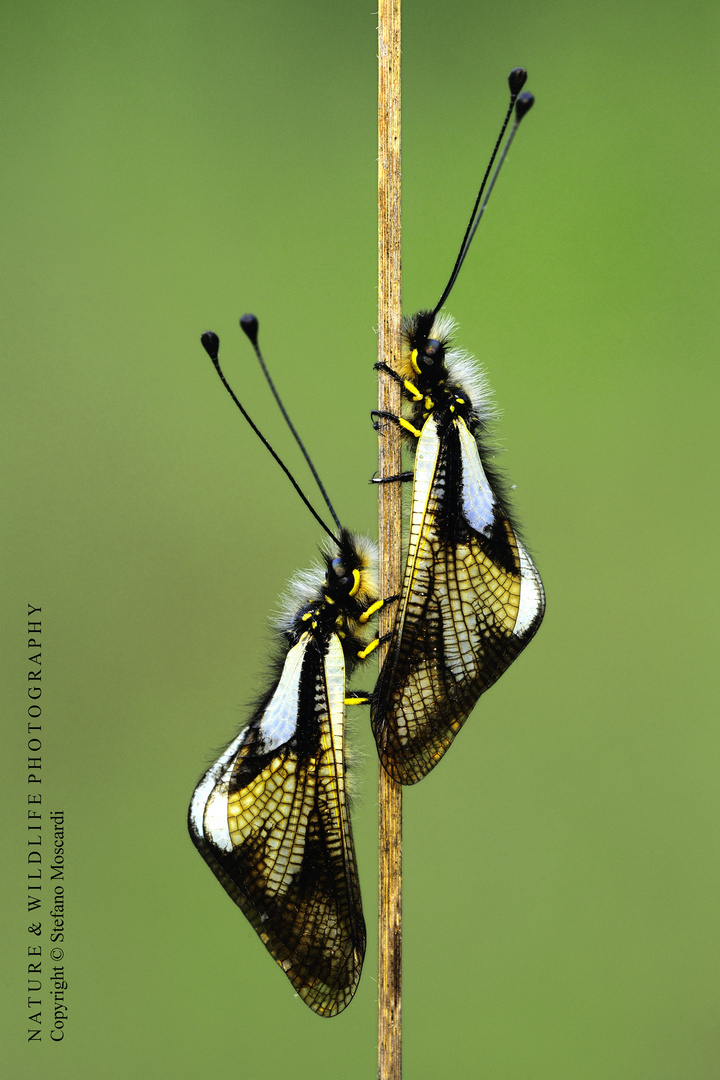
[{"xmin": 377, "ymin": 0, "xmax": 402, "ymax": 1076}]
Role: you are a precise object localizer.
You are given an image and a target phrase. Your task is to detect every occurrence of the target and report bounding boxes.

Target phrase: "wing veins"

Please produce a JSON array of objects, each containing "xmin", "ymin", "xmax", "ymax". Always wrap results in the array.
[{"xmin": 373, "ymin": 415, "xmax": 543, "ymax": 782}]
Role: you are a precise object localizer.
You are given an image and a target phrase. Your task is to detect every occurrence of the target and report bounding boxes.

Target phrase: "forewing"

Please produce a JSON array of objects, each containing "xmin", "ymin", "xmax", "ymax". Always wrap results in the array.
[
  {"xmin": 372, "ymin": 417, "xmax": 544, "ymax": 783},
  {"xmin": 188, "ymin": 633, "xmax": 365, "ymax": 1016}
]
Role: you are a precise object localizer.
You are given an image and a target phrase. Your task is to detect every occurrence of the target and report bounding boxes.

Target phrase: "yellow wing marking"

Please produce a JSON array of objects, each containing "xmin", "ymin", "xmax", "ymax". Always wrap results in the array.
[
  {"xmin": 372, "ymin": 415, "xmax": 544, "ymax": 784},
  {"xmin": 196, "ymin": 633, "xmax": 363, "ymax": 1016}
]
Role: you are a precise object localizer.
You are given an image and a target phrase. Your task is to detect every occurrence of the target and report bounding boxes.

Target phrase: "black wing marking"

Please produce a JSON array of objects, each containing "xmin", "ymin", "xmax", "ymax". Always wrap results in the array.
[
  {"xmin": 372, "ymin": 415, "xmax": 544, "ymax": 784},
  {"xmin": 189, "ymin": 632, "xmax": 365, "ymax": 1016}
]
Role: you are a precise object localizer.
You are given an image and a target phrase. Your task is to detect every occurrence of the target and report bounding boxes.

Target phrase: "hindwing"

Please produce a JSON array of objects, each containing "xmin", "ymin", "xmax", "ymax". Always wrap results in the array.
[
  {"xmin": 372, "ymin": 414, "xmax": 544, "ymax": 784},
  {"xmin": 189, "ymin": 631, "xmax": 365, "ymax": 1016}
]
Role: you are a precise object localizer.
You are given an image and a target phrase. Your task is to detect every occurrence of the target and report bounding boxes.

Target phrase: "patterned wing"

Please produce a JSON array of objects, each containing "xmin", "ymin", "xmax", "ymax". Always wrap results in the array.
[
  {"xmin": 189, "ymin": 633, "xmax": 365, "ymax": 1016},
  {"xmin": 372, "ymin": 416, "xmax": 545, "ymax": 784}
]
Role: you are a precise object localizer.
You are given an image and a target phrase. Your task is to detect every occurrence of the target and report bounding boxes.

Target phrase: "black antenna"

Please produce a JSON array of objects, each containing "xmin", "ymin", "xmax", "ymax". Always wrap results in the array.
[
  {"xmin": 239, "ymin": 314, "xmax": 343, "ymax": 534},
  {"xmin": 200, "ymin": 332, "xmax": 340, "ymax": 545},
  {"xmin": 433, "ymin": 69, "xmax": 535, "ymax": 316}
]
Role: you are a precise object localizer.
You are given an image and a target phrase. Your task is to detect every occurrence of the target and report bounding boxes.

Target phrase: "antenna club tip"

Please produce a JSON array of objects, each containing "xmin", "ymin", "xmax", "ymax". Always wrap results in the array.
[
  {"xmin": 240, "ymin": 313, "xmax": 259, "ymax": 345},
  {"xmin": 509, "ymin": 68, "xmax": 528, "ymax": 95},
  {"xmin": 515, "ymin": 92, "xmax": 534, "ymax": 121},
  {"xmin": 200, "ymin": 331, "xmax": 219, "ymax": 361}
]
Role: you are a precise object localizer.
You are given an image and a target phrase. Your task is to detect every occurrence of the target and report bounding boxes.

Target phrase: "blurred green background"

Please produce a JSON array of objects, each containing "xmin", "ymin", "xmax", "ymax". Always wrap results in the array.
[{"xmin": 1, "ymin": 0, "xmax": 718, "ymax": 1077}]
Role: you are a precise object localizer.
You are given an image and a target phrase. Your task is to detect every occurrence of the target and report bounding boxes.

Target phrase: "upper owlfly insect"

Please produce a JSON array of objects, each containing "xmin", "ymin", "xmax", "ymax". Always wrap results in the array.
[
  {"xmin": 371, "ymin": 69, "xmax": 545, "ymax": 785},
  {"xmin": 188, "ymin": 317, "xmax": 387, "ymax": 1015}
]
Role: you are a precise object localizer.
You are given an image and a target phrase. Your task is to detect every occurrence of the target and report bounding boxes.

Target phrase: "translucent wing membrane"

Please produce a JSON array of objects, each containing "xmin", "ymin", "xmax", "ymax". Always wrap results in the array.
[
  {"xmin": 372, "ymin": 314, "xmax": 545, "ymax": 784},
  {"xmin": 189, "ymin": 529, "xmax": 380, "ymax": 1015},
  {"xmin": 190, "ymin": 636, "xmax": 363, "ymax": 1014}
]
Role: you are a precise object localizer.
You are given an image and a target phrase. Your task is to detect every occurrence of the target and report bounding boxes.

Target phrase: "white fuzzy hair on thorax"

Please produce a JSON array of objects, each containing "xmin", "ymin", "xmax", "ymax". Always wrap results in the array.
[
  {"xmin": 270, "ymin": 533, "xmax": 378, "ymax": 634},
  {"xmin": 429, "ymin": 313, "xmax": 498, "ymax": 423},
  {"xmin": 271, "ymin": 561, "xmax": 325, "ymax": 633}
]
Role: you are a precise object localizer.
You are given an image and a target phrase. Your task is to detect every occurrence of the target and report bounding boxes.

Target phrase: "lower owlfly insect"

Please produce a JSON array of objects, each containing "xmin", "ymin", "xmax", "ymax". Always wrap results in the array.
[
  {"xmin": 188, "ymin": 318, "xmax": 387, "ymax": 1015},
  {"xmin": 371, "ymin": 69, "xmax": 545, "ymax": 784}
]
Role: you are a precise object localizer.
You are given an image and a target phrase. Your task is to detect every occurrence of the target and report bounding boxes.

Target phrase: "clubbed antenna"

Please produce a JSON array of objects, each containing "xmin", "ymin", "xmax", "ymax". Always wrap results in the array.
[
  {"xmin": 200, "ymin": 331, "xmax": 339, "ymax": 544},
  {"xmin": 433, "ymin": 69, "xmax": 535, "ymax": 316},
  {"xmin": 239, "ymin": 314, "xmax": 342, "ymax": 534}
]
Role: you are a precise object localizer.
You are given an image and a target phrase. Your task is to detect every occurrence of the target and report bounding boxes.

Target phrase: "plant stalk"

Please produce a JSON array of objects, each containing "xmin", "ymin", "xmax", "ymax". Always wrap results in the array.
[{"xmin": 377, "ymin": 0, "xmax": 402, "ymax": 1075}]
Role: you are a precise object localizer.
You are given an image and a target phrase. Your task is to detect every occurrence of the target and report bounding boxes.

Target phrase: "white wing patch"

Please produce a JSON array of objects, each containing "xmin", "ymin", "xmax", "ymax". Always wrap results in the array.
[
  {"xmin": 457, "ymin": 419, "xmax": 496, "ymax": 534},
  {"xmin": 514, "ymin": 539, "xmax": 545, "ymax": 637},
  {"xmin": 188, "ymin": 727, "xmax": 246, "ymax": 852},
  {"xmin": 258, "ymin": 635, "xmax": 308, "ymax": 751},
  {"xmin": 188, "ymin": 634, "xmax": 310, "ymax": 851},
  {"xmin": 412, "ymin": 418, "xmax": 442, "ymax": 526},
  {"xmin": 324, "ymin": 634, "xmax": 346, "ymax": 758}
]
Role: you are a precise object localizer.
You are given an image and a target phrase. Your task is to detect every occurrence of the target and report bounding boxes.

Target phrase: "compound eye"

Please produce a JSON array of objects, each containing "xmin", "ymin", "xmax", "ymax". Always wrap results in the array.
[
  {"xmin": 330, "ymin": 557, "xmax": 348, "ymax": 584},
  {"xmin": 419, "ymin": 338, "xmax": 444, "ymax": 367}
]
